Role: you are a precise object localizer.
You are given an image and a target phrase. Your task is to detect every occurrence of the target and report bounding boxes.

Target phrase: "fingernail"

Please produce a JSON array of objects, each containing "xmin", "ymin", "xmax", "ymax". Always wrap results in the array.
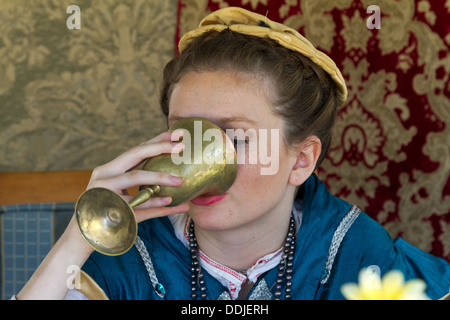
[
  {"xmin": 171, "ymin": 129, "xmax": 185, "ymax": 142},
  {"xmin": 161, "ymin": 197, "xmax": 172, "ymax": 204},
  {"xmin": 172, "ymin": 142, "xmax": 184, "ymax": 153},
  {"xmin": 170, "ymin": 175, "xmax": 183, "ymax": 183}
]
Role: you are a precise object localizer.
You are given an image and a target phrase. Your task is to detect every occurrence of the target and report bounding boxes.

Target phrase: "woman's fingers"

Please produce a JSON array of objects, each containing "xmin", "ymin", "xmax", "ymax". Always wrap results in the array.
[
  {"xmin": 134, "ymin": 202, "xmax": 190, "ymax": 223},
  {"xmin": 89, "ymin": 170, "xmax": 183, "ymax": 193},
  {"xmin": 140, "ymin": 129, "xmax": 184, "ymax": 146},
  {"xmin": 83, "ymin": 129, "xmax": 190, "ymax": 224},
  {"xmin": 126, "ymin": 130, "xmax": 185, "ymax": 172},
  {"xmin": 88, "ymin": 140, "xmax": 184, "ymax": 189},
  {"xmin": 103, "ymin": 141, "xmax": 184, "ymax": 176}
]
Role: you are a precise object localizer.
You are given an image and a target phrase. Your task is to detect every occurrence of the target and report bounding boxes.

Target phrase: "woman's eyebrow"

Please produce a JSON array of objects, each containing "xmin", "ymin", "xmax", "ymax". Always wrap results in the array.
[
  {"xmin": 218, "ymin": 116, "xmax": 257, "ymax": 126},
  {"xmin": 168, "ymin": 115, "xmax": 257, "ymax": 127}
]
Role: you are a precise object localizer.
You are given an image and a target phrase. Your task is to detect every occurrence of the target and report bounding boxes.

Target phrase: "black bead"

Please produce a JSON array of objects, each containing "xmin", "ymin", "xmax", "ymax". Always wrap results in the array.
[
  {"xmin": 188, "ymin": 213, "xmax": 297, "ymax": 300},
  {"xmin": 270, "ymin": 213, "xmax": 296, "ymax": 300}
]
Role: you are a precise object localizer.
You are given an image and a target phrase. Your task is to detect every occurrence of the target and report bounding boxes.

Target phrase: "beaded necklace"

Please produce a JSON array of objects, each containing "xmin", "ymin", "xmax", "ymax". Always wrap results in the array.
[{"xmin": 188, "ymin": 213, "xmax": 296, "ymax": 300}]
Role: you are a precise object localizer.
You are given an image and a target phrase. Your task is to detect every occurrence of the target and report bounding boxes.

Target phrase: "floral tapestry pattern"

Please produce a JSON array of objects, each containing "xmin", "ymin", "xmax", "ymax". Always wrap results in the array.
[
  {"xmin": 0, "ymin": 0, "xmax": 177, "ymax": 171},
  {"xmin": 176, "ymin": 0, "xmax": 450, "ymax": 261}
]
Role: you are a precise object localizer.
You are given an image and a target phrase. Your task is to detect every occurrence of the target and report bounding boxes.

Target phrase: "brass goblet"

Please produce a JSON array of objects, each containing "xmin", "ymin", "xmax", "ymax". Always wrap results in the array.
[{"xmin": 75, "ymin": 117, "xmax": 238, "ymax": 255}]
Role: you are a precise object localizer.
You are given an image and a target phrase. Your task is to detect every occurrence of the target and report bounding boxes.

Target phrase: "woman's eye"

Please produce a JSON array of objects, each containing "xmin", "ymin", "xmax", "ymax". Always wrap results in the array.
[{"xmin": 233, "ymin": 139, "xmax": 248, "ymax": 148}]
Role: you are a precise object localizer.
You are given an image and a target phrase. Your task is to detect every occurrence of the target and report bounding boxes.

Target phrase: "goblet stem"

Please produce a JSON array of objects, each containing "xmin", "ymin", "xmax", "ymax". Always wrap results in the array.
[{"xmin": 127, "ymin": 185, "xmax": 161, "ymax": 208}]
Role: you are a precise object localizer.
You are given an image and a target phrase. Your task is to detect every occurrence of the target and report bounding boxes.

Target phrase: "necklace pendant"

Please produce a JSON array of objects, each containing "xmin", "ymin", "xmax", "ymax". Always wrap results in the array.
[{"xmin": 188, "ymin": 213, "xmax": 296, "ymax": 300}]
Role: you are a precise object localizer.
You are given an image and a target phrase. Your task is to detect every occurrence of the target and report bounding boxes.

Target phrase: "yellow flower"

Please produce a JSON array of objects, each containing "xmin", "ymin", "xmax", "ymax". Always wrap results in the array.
[{"xmin": 341, "ymin": 268, "xmax": 429, "ymax": 300}]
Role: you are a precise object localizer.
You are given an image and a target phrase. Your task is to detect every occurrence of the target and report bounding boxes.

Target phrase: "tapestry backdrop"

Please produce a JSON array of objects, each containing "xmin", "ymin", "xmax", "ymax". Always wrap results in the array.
[
  {"xmin": 0, "ymin": 1, "xmax": 448, "ymax": 262},
  {"xmin": 0, "ymin": 0, "xmax": 176, "ymax": 171},
  {"xmin": 177, "ymin": 0, "xmax": 450, "ymax": 261}
]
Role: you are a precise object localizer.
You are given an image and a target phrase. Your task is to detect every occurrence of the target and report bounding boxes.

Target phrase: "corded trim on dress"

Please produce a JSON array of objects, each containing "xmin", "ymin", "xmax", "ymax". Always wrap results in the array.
[
  {"xmin": 134, "ymin": 235, "xmax": 165, "ymax": 298},
  {"xmin": 320, "ymin": 205, "xmax": 361, "ymax": 284}
]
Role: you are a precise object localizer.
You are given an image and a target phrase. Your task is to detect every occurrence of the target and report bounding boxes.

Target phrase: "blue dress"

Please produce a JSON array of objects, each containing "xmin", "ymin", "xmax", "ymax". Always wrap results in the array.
[{"xmin": 82, "ymin": 174, "xmax": 450, "ymax": 299}]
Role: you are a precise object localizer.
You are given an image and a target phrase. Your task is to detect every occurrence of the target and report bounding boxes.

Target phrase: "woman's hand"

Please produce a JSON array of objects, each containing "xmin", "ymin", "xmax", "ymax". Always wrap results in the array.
[
  {"xmin": 17, "ymin": 130, "xmax": 189, "ymax": 300},
  {"xmin": 86, "ymin": 130, "xmax": 190, "ymax": 222}
]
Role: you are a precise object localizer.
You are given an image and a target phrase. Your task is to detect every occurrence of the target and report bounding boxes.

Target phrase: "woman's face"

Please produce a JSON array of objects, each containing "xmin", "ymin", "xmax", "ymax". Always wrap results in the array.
[{"xmin": 168, "ymin": 70, "xmax": 299, "ymax": 232}]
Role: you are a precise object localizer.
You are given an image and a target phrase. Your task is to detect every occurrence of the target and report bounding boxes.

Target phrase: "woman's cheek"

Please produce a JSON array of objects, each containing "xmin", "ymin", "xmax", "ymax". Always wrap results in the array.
[{"xmin": 238, "ymin": 162, "xmax": 268, "ymax": 190}]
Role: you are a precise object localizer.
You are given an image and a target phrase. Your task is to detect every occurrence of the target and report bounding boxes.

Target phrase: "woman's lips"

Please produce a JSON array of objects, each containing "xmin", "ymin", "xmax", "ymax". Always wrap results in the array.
[{"xmin": 190, "ymin": 193, "xmax": 227, "ymax": 206}]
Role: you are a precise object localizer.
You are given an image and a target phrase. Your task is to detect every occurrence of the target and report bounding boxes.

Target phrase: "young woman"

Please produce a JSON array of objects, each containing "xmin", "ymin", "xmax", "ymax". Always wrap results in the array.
[{"xmin": 17, "ymin": 7, "xmax": 450, "ymax": 300}]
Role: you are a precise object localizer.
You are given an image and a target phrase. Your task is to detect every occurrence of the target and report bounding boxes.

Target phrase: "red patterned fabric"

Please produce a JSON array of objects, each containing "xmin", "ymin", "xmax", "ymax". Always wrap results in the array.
[{"xmin": 176, "ymin": 0, "xmax": 450, "ymax": 262}]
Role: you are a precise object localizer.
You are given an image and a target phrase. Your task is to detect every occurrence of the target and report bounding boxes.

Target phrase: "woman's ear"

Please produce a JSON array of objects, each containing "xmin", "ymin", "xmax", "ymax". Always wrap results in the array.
[{"xmin": 288, "ymin": 136, "xmax": 322, "ymax": 186}]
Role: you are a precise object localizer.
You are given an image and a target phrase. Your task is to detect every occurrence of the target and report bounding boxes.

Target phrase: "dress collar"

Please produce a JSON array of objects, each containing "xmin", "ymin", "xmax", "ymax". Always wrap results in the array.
[{"xmin": 170, "ymin": 201, "xmax": 302, "ymax": 299}]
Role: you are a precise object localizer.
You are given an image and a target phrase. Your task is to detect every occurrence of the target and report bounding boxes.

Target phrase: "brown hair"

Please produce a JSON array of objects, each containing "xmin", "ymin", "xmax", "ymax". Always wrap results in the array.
[{"xmin": 160, "ymin": 29, "xmax": 340, "ymax": 168}]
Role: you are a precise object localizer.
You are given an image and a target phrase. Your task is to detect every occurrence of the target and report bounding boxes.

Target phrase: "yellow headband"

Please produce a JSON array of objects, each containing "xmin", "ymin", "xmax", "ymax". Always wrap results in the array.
[{"xmin": 179, "ymin": 7, "xmax": 347, "ymax": 106}]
